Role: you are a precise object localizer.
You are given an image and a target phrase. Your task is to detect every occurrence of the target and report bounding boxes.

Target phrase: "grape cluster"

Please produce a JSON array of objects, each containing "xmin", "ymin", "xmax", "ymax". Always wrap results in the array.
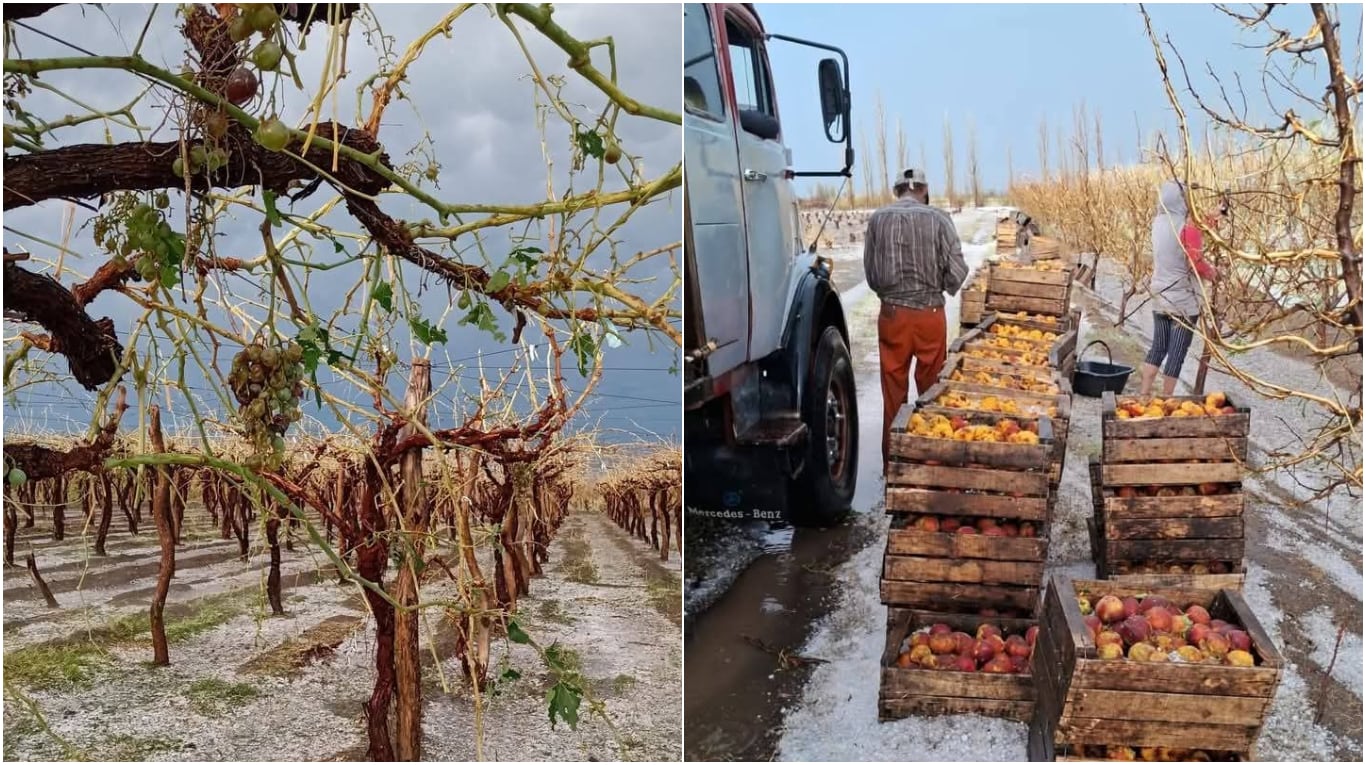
[
  {"xmin": 228, "ymin": 340, "xmax": 305, "ymax": 470},
  {"xmin": 93, "ymin": 194, "xmax": 186, "ymax": 288}
]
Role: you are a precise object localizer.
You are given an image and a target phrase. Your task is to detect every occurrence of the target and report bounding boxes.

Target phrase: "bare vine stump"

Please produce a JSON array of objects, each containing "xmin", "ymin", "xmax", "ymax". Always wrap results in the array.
[
  {"xmin": 148, "ymin": 407, "xmax": 175, "ymax": 666},
  {"xmin": 94, "ymin": 472, "xmax": 113, "ymax": 556},
  {"xmin": 394, "ymin": 358, "xmax": 431, "ymax": 762},
  {"xmin": 25, "ymin": 552, "xmax": 60, "ymax": 608}
]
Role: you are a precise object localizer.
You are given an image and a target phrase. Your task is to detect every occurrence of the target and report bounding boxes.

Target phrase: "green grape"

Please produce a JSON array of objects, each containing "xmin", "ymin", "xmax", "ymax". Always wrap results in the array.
[{"xmin": 8, "ymin": 468, "xmax": 27, "ymax": 487}]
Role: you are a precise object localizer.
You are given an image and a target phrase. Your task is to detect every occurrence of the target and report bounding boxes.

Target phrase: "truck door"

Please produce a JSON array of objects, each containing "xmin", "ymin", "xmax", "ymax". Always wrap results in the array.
[
  {"xmin": 684, "ymin": 2, "xmax": 749, "ymax": 378},
  {"xmin": 724, "ymin": 12, "xmax": 800, "ymax": 361}
]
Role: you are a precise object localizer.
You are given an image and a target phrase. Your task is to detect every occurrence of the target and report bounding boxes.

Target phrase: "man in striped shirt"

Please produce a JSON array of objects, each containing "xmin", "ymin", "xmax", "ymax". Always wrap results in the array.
[{"xmin": 863, "ymin": 168, "xmax": 970, "ymax": 471}]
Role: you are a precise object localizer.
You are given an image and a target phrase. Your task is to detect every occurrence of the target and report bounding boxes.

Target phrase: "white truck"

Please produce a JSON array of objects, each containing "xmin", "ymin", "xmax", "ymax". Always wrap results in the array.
[{"xmin": 683, "ymin": 3, "xmax": 856, "ymax": 525}]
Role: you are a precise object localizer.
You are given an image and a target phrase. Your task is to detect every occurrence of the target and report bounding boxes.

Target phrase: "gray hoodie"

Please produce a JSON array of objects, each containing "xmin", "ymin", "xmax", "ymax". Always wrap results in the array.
[{"xmin": 1150, "ymin": 180, "xmax": 1201, "ymax": 317}]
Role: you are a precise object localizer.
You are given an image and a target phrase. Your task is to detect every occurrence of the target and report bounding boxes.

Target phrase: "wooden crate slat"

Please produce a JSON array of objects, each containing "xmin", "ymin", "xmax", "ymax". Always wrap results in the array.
[
  {"xmin": 886, "ymin": 526, "xmax": 1048, "ymax": 559},
  {"xmin": 1068, "ymin": 658, "xmax": 1279, "ymax": 697},
  {"xmin": 1103, "ymin": 413, "xmax": 1251, "ymax": 440},
  {"xmin": 1104, "ymin": 516, "xmax": 1244, "ymax": 541},
  {"xmin": 1061, "ymin": 687, "xmax": 1271, "ymax": 724},
  {"xmin": 886, "ymin": 462, "xmax": 1051, "ymax": 496},
  {"xmin": 1054, "ymin": 717, "xmax": 1260, "ymax": 752},
  {"xmin": 1104, "ymin": 572, "xmax": 1246, "ymax": 591},
  {"xmin": 991, "ymin": 264, "xmax": 1075, "ymax": 287},
  {"xmin": 884, "ymin": 554, "xmax": 1044, "ymax": 587},
  {"xmin": 880, "ymin": 695, "xmax": 1034, "ymax": 721},
  {"xmin": 1102, "ymin": 462, "xmax": 1245, "ymax": 486},
  {"xmin": 884, "ymin": 487, "xmax": 1049, "ymax": 520},
  {"xmin": 1101, "ymin": 494, "xmax": 1245, "ymax": 519},
  {"xmin": 988, "ymin": 277, "xmax": 1070, "ymax": 300},
  {"xmin": 890, "ymin": 431, "xmax": 1051, "ymax": 470},
  {"xmin": 880, "ymin": 668, "xmax": 1037, "ymax": 700},
  {"xmin": 880, "ymin": 580, "xmax": 1040, "ymax": 612},
  {"xmin": 1104, "ymin": 436, "xmax": 1248, "ymax": 463},
  {"xmin": 1103, "ymin": 537, "xmax": 1246, "ymax": 562},
  {"xmin": 986, "ymin": 293, "xmax": 1069, "ymax": 316}
]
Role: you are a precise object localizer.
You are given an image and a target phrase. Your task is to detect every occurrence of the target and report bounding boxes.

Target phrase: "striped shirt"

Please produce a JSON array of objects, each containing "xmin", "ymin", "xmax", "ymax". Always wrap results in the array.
[{"xmin": 862, "ymin": 197, "xmax": 969, "ymax": 309}]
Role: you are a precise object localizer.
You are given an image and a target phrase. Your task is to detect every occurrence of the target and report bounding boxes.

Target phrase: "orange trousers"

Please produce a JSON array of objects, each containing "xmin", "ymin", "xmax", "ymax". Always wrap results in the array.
[{"xmin": 879, "ymin": 303, "xmax": 947, "ymax": 470}]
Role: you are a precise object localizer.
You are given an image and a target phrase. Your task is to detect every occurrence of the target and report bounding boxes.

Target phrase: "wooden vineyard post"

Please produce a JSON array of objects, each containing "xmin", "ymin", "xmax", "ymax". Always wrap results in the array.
[
  {"xmin": 395, "ymin": 358, "xmax": 431, "ymax": 762},
  {"xmin": 148, "ymin": 406, "xmax": 175, "ymax": 666}
]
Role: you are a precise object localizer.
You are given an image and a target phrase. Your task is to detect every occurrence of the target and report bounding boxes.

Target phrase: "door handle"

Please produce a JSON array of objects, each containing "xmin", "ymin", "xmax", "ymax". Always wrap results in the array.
[{"xmin": 743, "ymin": 169, "xmax": 768, "ymax": 182}]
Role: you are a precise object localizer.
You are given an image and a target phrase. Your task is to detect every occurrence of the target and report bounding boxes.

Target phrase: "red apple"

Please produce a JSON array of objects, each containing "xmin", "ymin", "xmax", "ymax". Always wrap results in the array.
[
  {"xmin": 910, "ymin": 632, "xmax": 931, "ymax": 650},
  {"xmin": 1145, "ymin": 607, "xmax": 1173, "ymax": 634},
  {"xmin": 929, "ymin": 622, "xmax": 953, "ymax": 635},
  {"xmin": 956, "ymin": 526, "xmax": 978, "ymax": 535},
  {"xmin": 929, "ymin": 632, "xmax": 958, "ymax": 655},
  {"xmin": 1138, "ymin": 596, "xmax": 1172, "ymax": 614},
  {"xmin": 953, "ymin": 654, "xmax": 978, "ymax": 672},
  {"xmin": 1117, "ymin": 615, "xmax": 1152, "ymax": 645},
  {"xmin": 976, "ymin": 517, "xmax": 998, "ymax": 532},
  {"xmin": 1202, "ymin": 632, "xmax": 1231, "ymax": 658},
  {"xmin": 976, "ymin": 624, "xmax": 1003, "ymax": 641},
  {"xmin": 1083, "ymin": 614, "xmax": 1102, "ymax": 639},
  {"xmin": 1226, "ymin": 630, "xmax": 1252, "ymax": 652},
  {"xmin": 949, "ymin": 416, "xmax": 969, "ymax": 431},
  {"xmin": 935, "ymin": 654, "xmax": 959, "ymax": 670},
  {"xmin": 1094, "ymin": 595, "xmax": 1125, "ymax": 623},
  {"xmin": 984, "ymin": 634, "xmax": 1006, "ymax": 656},
  {"xmin": 1187, "ymin": 623, "xmax": 1212, "ymax": 646},
  {"xmin": 1019, "ymin": 522, "xmax": 1037, "ymax": 538},
  {"xmin": 1096, "ymin": 630, "xmax": 1123, "ymax": 649},
  {"xmin": 915, "ymin": 515, "xmax": 941, "ymax": 532},
  {"xmin": 972, "ymin": 639, "xmax": 996, "ymax": 663},
  {"xmin": 953, "ymin": 632, "xmax": 975, "ymax": 655},
  {"xmin": 981, "ymin": 655, "xmax": 1015, "ymax": 674},
  {"xmin": 983, "ymin": 526, "xmax": 1007, "ymax": 537},
  {"xmin": 1009, "ymin": 654, "xmax": 1030, "ymax": 673},
  {"xmin": 1121, "ymin": 596, "xmax": 1141, "ymax": 619},
  {"xmin": 940, "ymin": 517, "xmax": 962, "ymax": 532},
  {"xmin": 1005, "ymin": 635, "xmax": 1031, "ymax": 659},
  {"xmin": 1209, "ymin": 619, "xmax": 1230, "ymax": 632},
  {"xmin": 1025, "ymin": 625, "xmax": 1039, "ymax": 646},
  {"xmin": 1185, "ymin": 605, "xmax": 1211, "ymax": 625}
]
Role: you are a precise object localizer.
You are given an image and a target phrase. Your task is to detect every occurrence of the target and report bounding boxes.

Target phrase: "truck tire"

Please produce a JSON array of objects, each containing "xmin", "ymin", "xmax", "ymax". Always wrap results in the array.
[{"xmin": 791, "ymin": 326, "xmax": 858, "ymax": 526}]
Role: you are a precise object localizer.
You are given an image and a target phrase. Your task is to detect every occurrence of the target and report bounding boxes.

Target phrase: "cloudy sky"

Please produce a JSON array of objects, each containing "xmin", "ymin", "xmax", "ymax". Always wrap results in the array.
[{"xmin": 2, "ymin": 3, "xmax": 682, "ymax": 445}]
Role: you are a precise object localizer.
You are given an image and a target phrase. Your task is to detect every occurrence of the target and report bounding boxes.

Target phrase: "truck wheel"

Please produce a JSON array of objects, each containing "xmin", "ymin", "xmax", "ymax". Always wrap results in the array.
[{"xmin": 791, "ymin": 326, "xmax": 858, "ymax": 526}]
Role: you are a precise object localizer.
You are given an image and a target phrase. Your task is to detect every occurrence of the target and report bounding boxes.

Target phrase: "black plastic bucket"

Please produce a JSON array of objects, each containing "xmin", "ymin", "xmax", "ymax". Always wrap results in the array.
[{"xmin": 1072, "ymin": 340, "xmax": 1133, "ymax": 398}]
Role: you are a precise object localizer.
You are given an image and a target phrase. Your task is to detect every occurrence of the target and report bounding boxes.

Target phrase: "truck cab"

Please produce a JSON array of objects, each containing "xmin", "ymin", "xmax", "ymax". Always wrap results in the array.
[{"xmin": 683, "ymin": 3, "xmax": 857, "ymax": 525}]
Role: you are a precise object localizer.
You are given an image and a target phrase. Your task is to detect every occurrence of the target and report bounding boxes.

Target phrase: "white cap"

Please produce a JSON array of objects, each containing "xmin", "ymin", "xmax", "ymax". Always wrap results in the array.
[{"xmin": 894, "ymin": 167, "xmax": 928, "ymax": 188}]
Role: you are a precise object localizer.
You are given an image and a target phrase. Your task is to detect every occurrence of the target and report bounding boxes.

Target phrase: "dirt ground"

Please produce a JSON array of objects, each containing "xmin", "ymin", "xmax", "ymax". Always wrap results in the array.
[{"xmin": 2, "ymin": 506, "xmax": 681, "ymax": 761}]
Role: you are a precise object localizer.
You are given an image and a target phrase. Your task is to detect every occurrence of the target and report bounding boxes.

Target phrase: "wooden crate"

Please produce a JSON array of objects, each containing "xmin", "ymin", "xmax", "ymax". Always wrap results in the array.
[
  {"xmin": 884, "ymin": 514, "xmax": 1048, "ymax": 613},
  {"xmin": 987, "ymin": 262, "xmax": 1074, "ymax": 317},
  {"xmin": 880, "ymin": 607, "xmax": 1036, "ymax": 721},
  {"xmin": 1101, "ymin": 391, "xmax": 1250, "ymax": 449},
  {"xmin": 919, "ymin": 379, "xmax": 1070, "ymax": 487},
  {"xmin": 1028, "ymin": 235, "xmax": 1064, "ymax": 261},
  {"xmin": 884, "ymin": 405, "xmax": 1054, "ymax": 612},
  {"xmin": 955, "ymin": 314, "xmax": 1078, "ymax": 368},
  {"xmin": 945, "ymin": 355, "xmax": 1070, "ymax": 396},
  {"xmin": 996, "ymin": 220, "xmax": 1018, "ymax": 249},
  {"xmin": 989, "ymin": 307, "xmax": 1082, "ymax": 337},
  {"xmin": 1030, "ymin": 725, "xmax": 1250, "ymax": 762},
  {"xmin": 1031, "ymin": 577, "xmax": 1282, "ymax": 756},
  {"xmin": 961, "ymin": 289, "xmax": 988, "ymax": 327},
  {"xmin": 1086, "ymin": 457, "xmax": 1245, "ymax": 579}
]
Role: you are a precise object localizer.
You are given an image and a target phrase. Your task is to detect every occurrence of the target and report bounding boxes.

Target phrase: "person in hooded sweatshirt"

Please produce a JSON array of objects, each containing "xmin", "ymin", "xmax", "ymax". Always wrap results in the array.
[{"xmin": 1139, "ymin": 180, "xmax": 1221, "ymax": 397}]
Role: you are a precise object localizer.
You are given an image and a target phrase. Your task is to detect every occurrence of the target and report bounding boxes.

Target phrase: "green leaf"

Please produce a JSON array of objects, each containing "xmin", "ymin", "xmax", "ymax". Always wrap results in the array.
[
  {"xmin": 262, "ymin": 189, "xmax": 283, "ymax": 228},
  {"xmin": 370, "ymin": 281, "xmax": 394, "ymax": 312},
  {"xmin": 569, "ymin": 332, "xmax": 597, "ymax": 376},
  {"xmin": 409, "ymin": 317, "xmax": 448, "ymax": 346},
  {"xmin": 575, "ymin": 128, "xmax": 605, "ymax": 159},
  {"xmin": 546, "ymin": 681, "xmax": 581, "ymax": 730},
  {"xmin": 486, "ymin": 271, "xmax": 511, "ymax": 293},
  {"xmin": 509, "ymin": 246, "xmax": 543, "ymax": 271},
  {"xmin": 501, "ymin": 667, "xmax": 522, "ymax": 682},
  {"xmin": 507, "ymin": 620, "xmax": 531, "ymax": 645}
]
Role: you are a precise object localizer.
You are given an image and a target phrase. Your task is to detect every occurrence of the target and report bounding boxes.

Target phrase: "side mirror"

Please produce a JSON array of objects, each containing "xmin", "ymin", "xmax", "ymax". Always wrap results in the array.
[{"xmin": 817, "ymin": 58, "xmax": 847, "ymax": 142}]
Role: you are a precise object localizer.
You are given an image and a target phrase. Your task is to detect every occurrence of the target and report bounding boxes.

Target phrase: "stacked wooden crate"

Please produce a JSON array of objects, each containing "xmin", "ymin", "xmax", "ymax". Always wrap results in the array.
[
  {"xmin": 878, "ymin": 405, "xmax": 1056, "ymax": 721},
  {"xmin": 960, "ymin": 266, "xmax": 991, "ymax": 328},
  {"xmin": 1089, "ymin": 391, "xmax": 1251, "ymax": 584},
  {"xmin": 1030, "ymin": 576, "xmax": 1282, "ymax": 761},
  {"xmin": 986, "ymin": 261, "xmax": 1075, "ymax": 321},
  {"xmin": 996, "ymin": 218, "xmax": 1018, "ymax": 252}
]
